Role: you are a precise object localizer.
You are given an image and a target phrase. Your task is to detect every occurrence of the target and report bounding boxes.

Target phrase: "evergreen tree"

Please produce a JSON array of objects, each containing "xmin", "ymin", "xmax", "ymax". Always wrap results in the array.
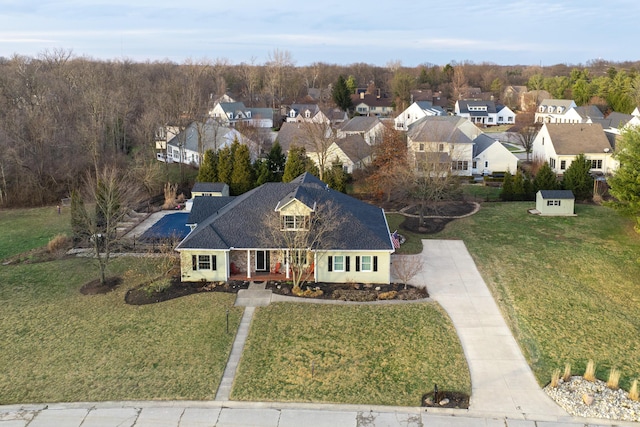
[
  {"xmin": 523, "ymin": 172, "xmax": 535, "ymax": 201},
  {"xmin": 607, "ymin": 128, "xmax": 640, "ymax": 232},
  {"xmin": 266, "ymin": 141, "xmax": 286, "ymax": 181},
  {"xmin": 323, "ymin": 158, "xmax": 348, "ymax": 193},
  {"xmin": 230, "ymin": 144, "xmax": 254, "ymax": 195},
  {"xmin": 196, "ymin": 149, "xmax": 218, "ymax": 182},
  {"xmin": 217, "ymin": 146, "xmax": 233, "ymax": 185},
  {"xmin": 562, "ymin": 153, "xmax": 593, "ymax": 200},
  {"xmin": 282, "ymin": 146, "xmax": 317, "ymax": 182},
  {"xmin": 254, "ymin": 159, "xmax": 272, "ymax": 186},
  {"xmin": 332, "ymin": 75, "xmax": 353, "ymax": 112},
  {"xmin": 533, "ymin": 162, "xmax": 559, "ymax": 193},
  {"xmin": 512, "ymin": 170, "xmax": 526, "ymax": 201},
  {"xmin": 500, "ymin": 171, "xmax": 514, "ymax": 201}
]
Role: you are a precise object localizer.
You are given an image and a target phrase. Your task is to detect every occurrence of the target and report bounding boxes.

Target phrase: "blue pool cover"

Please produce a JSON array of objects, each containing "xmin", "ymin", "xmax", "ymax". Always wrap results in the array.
[{"xmin": 139, "ymin": 212, "xmax": 190, "ymax": 241}]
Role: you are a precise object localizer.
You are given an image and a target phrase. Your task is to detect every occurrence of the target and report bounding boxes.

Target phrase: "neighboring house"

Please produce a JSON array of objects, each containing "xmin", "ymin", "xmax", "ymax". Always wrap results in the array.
[
  {"xmin": 410, "ymin": 90, "xmax": 448, "ymax": 110},
  {"xmin": 191, "ymin": 182, "xmax": 230, "ymax": 197},
  {"xmin": 286, "ymin": 103, "xmax": 330, "ymax": 124},
  {"xmin": 175, "ymin": 173, "xmax": 395, "ymax": 284},
  {"xmin": 337, "ymin": 116, "xmax": 385, "ymax": 145},
  {"xmin": 454, "ymin": 100, "xmax": 515, "ymax": 126},
  {"xmin": 350, "ymin": 92, "xmax": 394, "ymax": 117},
  {"xmin": 502, "ymin": 85, "xmax": 528, "ymax": 110},
  {"xmin": 573, "ymin": 105, "xmax": 604, "ymax": 123},
  {"xmin": 319, "ymin": 134, "xmax": 373, "ymax": 174},
  {"xmin": 185, "ymin": 195, "xmax": 236, "ymax": 228},
  {"xmin": 276, "ymin": 121, "xmax": 333, "ymax": 154},
  {"xmin": 324, "ymin": 107, "xmax": 349, "ymax": 126},
  {"xmin": 531, "ymin": 123, "xmax": 617, "ymax": 175},
  {"xmin": 535, "ymin": 99, "xmax": 578, "ymax": 123},
  {"xmin": 594, "ymin": 112, "xmax": 635, "ymax": 135},
  {"xmin": 394, "ymin": 101, "xmax": 445, "ymax": 131},
  {"xmin": 535, "ymin": 190, "xmax": 575, "ymax": 216},
  {"xmin": 406, "ymin": 116, "xmax": 482, "ymax": 177},
  {"xmin": 164, "ymin": 119, "xmax": 260, "ymax": 165},
  {"xmin": 471, "ymin": 134, "xmax": 519, "ymax": 175},
  {"xmin": 209, "ymin": 101, "xmax": 274, "ymax": 128}
]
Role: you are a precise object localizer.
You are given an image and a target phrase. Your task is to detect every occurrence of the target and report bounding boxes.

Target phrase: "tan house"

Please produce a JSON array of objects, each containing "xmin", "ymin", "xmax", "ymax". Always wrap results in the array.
[{"xmin": 176, "ymin": 173, "xmax": 395, "ymax": 284}]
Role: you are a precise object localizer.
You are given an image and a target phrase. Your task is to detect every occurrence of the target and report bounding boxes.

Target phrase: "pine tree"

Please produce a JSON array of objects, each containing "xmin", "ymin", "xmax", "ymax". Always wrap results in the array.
[
  {"xmin": 324, "ymin": 158, "xmax": 348, "ymax": 193},
  {"xmin": 512, "ymin": 170, "xmax": 526, "ymax": 201},
  {"xmin": 607, "ymin": 128, "xmax": 640, "ymax": 232},
  {"xmin": 196, "ymin": 149, "xmax": 218, "ymax": 182},
  {"xmin": 533, "ymin": 162, "xmax": 559, "ymax": 193},
  {"xmin": 266, "ymin": 141, "xmax": 286, "ymax": 181},
  {"xmin": 230, "ymin": 144, "xmax": 254, "ymax": 195},
  {"xmin": 562, "ymin": 153, "xmax": 593, "ymax": 200},
  {"xmin": 332, "ymin": 75, "xmax": 353, "ymax": 112},
  {"xmin": 283, "ymin": 146, "xmax": 317, "ymax": 182},
  {"xmin": 500, "ymin": 171, "xmax": 514, "ymax": 201},
  {"xmin": 254, "ymin": 159, "xmax": 272, "ymax": 186}
]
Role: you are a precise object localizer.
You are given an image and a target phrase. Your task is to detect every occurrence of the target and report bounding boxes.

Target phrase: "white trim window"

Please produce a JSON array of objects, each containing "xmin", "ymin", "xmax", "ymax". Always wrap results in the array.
[
  {"xmin": 192, "ymin": 254, "xmax": 217, "ymax": 270},
  {"xmin": 281, "ymin": 215, "xmax": 309, "ymax": 230},
  {"xmin": 360, "ymin": 255, "xmax": 372, "ymax": 272},
  {"xmin": 333, "ymin": 255, "xmax": 345, "ymax": 272}
]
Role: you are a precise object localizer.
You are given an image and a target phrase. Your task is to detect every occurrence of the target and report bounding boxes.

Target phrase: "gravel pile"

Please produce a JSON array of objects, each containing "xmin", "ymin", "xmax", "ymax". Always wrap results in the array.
[{"xmin": 544, "ymin": 376, "xmax": 640, "ymax": 422}]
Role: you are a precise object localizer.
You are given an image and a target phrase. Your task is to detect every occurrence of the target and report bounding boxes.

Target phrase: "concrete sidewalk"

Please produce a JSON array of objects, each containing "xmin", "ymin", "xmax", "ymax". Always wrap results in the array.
[
  {"xmin": 415, "ymin": 240, "xmax": 567, "ymax": 420},
  {"xmin": 2, "ymin": 400, "xmax": 637, "ymax": 426}
]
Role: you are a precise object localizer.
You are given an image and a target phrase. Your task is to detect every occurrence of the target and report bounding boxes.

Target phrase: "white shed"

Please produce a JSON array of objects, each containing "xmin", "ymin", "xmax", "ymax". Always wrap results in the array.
[{"xmin": 535, "ymin": 190, "xmax": 575, "ymax": 216}]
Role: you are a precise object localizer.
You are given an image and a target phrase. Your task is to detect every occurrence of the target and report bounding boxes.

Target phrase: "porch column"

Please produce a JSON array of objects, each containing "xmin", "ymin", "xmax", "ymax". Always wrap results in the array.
[
  {"xmin": 285, "ymin": 249, "xmax": 290, "ymax": 279},
  {"xmin": 246, "ymin": 250, "xmax": 251, "ymax": 279},
  {"xmin": 225, "ymin": 251, "xmax": 230, "ymax": 281}
]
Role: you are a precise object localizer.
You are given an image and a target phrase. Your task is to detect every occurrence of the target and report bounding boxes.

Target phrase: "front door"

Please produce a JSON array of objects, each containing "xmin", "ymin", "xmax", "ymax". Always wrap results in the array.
[{"xmin": 256, "ymin": 250, "xmax": 269, "ymax": 272}]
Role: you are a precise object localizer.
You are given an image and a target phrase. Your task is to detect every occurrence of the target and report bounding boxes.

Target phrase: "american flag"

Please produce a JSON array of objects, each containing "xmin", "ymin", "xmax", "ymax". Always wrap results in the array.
[{"xmin": 391, "ymin": 231, "xmax": 401, "ymax": 249}]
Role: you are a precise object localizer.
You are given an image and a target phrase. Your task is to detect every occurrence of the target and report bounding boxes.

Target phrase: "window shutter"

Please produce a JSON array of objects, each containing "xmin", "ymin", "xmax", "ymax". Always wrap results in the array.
[
  {"xmin": 373, "ymin": 256, "xmax": 378, "ymax": 272},
  {"xmin": 355, "ymin": 256, "xmax": 360, "ymax": 272},
  {"xmin": 212, "ymin": 255, "xmax": 217, "ymax": 271},
  {"xmin": 328, "ymin": 256, "xmax": 333, "ymax": 272},
  {"xmin": 346, "ymin": 256, "xmax": 350, "ymax": 272},
  {"xmin": 192, "ymin": 255, "xmax": 197, "ymax": 270}
]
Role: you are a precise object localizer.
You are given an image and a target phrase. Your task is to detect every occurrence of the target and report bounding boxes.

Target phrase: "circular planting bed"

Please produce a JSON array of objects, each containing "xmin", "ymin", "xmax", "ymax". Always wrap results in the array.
[{"xmin": 422, "ymin": 390, "xmax": 470, "ymax": 409}]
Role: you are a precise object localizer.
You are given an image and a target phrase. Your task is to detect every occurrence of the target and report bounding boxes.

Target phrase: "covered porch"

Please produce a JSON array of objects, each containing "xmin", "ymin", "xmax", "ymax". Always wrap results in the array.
[{"xmin": 228, "ymin": 248, "xmax": 315, "ymax": 282}]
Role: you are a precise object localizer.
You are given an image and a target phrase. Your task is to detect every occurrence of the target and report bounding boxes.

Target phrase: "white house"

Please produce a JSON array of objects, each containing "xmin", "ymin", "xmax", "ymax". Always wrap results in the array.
[
  {"xmin": 337, "ymin": 116, "xmax": 385, "ymax": 145},
  {"xmin": 286, "ymin": 103, "xmax": 330, "ymax": 124},
  {"xmin": 471, "ymin": 134, "xmax": 519, "ymax": 175},
  {"xmin": 532, "ymin": 123, "xmax": 617, "ymax": 175},
  {"xmin": 209, "ymin": 101, "xmax": 274, "ymax": 128},
  {"xmin": 394, "ymin": 101, "xmax": 445, "ymax": 131},
  {"xmin": 318, "ymin": 134, "xmax": 373, "ymax": 174},
  {"xmin": 454, "ymin": 100, "xmax": 515, "ymax": 126},
  {"xmin": 535, "ymin": 99, "xmax": 578, "ymax": 123}
]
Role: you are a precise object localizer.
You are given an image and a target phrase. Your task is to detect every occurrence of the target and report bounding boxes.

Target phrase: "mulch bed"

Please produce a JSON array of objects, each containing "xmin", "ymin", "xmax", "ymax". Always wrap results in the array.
[
  {"xmin": 422, "ymin": 391, "xmax": 470, "ymax": 409},
  {"xmin": 267, "ymin": 281, "xmax": 428, "ymax": 301},
  {"xmin": 402, "ymin": 201, "xmax": 476, "ymax": 217},
  {"xmin": 124, "ymin": 278, "xmax": 249, "ymax": 305},
  {"xmin": 80, "ymin": 276, "xmax": 123, "ymax": 295},
  {"xmin": 400, "ymin": 201, "xmax": 476, "ymax": 234}
]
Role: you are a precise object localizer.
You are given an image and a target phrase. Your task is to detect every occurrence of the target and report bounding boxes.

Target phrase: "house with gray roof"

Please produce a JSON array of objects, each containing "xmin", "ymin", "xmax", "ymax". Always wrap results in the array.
[
  {"xmin": 286, "ymin": 103, "xmax": 329, "ymax": 124},
  {"xmin": 337, "ymin": 116, "xmax": 384, "ymax": 145},
  {"xmin": 471, "ymin": 134, "xmax": 519, "ymax": 175},
  {"xmin": 535, "ymin": 99, "xmax": 578, "ymax": 123},
  {"xmin": 455, "ymin": 100, "xmax": 515, "ymax": 126},
  {"xmin": 394, "ymin": 101, "xmax": 445, "ymax": 131},
  {"xmin": 209, "ymin": 101, "xmax": 274, "ymax": 128},
  {"xmin": 175, "ymin": 173, "xmax": 394, "ymax": 284},
  {"xmin": 407, "ymin": 116, "xmax": 482, "ymax": 176},
  {"xmin": 319, "ymin": 134, "xmax": 373, "ymax": 174},
  {"xmin": 532, "ymin": 123, "xmax": 617, "ymax": 175}
]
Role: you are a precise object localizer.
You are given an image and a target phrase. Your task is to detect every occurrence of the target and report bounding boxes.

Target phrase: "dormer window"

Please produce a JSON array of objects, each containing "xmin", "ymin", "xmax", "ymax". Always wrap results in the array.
[
  {"xmin": 227, "ymin": 112, "xmax": 233, "ymax": 119},
  {"xmin": 548, "ymin": 106, "xmax": 555, "ymax": 113},
  {"xmin": 557, "ymin": 106, "xmax": 564, "ymax": 113},
  {"xmin": 281, "ymin": 214, "xmax": 310, "ymax": 230},
  {"xmin": 246, "ymin": 111, "xmax": 251, "ymax": 118},
  {"xmin": 305, "ymin": 110, "xmax": 311, "ymax": 118},
  {"xmin": 539, "ymin": 106, "xmax": 545, "ymax": 112},
  {"xmin": 290, "ymin": 110, "xmax": 296, "ymax": 117}
]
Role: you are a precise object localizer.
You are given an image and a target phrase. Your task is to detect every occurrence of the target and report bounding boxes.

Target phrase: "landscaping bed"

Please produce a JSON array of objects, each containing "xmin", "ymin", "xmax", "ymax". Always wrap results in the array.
[
  {"xmin": 125, "ymin": 277, "xmax": 249, "ymax": 305},
  {"xmin": 266, "ymin": 281, "xmax": 428, "ymax": 301}
]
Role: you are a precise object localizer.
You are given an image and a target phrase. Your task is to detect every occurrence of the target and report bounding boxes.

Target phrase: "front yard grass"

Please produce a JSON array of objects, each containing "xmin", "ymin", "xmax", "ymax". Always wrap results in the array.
[
  {"xmin": 232, "ymin": 302, "xmax": 470, "ymax": 406},
  {"xmin": 433, "ymin": 201, "xmax": 640, "ymax": 389},
  {"xmin": 0, "ymin": 256, "xmax": 243, "ymax": 404}
]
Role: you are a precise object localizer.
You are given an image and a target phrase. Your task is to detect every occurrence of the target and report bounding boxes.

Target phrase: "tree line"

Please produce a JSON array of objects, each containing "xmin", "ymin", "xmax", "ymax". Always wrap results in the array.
[{"xmin": 2, "ymin": 49, "xmax": 640, "ymax": 208}]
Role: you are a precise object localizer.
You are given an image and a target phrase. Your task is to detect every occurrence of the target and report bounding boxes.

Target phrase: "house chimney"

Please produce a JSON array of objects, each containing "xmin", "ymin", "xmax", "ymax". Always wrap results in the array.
[{"xmin": 360, "ymin": 92, "xmax": 365, "ymax": 100}]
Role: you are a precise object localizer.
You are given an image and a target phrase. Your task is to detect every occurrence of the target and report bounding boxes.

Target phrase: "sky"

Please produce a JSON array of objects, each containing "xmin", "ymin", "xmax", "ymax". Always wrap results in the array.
[{"xmin": 1, "ymin": 0, "xmax": 639, "ymax": 67}]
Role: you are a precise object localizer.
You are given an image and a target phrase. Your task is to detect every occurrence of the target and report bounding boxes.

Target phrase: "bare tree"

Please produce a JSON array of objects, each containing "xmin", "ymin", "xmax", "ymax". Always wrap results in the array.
[
  {"xmin": 262, "ymin": 201, "xmax": 339, "ymax": 292},
  {"xmin": 512, "ymin": 113, "xmax": 540, "ymax": 162},
  {"xmin": 299, "ymin": 121, "xmax": 337, "ymax": 180},
  {"xmin": 391, "ymin": 254, "xmax": 424, "ymax": 289},
  {"xmin": 75, "ymin": 167, "xmax": 143, "ymax": 286},
  {"xmin": 264, "ymin": 49, "xmax": 295, "ymax": 109}
]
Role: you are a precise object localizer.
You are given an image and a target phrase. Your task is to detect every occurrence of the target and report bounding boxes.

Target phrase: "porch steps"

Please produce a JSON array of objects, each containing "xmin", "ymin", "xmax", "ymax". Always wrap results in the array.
[{"xmin": 214, "ymin": 306, "xmax": 255, "ymax": 401}]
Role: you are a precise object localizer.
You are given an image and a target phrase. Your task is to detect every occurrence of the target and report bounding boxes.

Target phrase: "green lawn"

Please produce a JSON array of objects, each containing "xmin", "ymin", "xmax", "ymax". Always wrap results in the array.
[
  {"xmin": 0, "ymin": 256, "xmax": 243, "ymax": 404},
  {"xmin": 0, "ymin": 206, "xmax": 72, "ymax": 260},
  {"xmin": 232, "ymin": 302, "xmax": 470, "ymax": 406},
  {"xmin": 433, "ymin": 202, "xmax": 640, "ymax": 389}
]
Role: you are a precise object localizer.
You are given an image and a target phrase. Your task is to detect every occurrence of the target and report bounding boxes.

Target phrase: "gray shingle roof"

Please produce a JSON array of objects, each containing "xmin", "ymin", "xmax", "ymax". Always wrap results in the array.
[
  {"xmin": 472, "ymin": 134, "xmax": 495, "ymax": 157},
  {"xmin": 407, "ymin": 116, "xmax": 474, "ymax": 144},
  {"xmin": 192, "ymin": 182, "xmax": 227, "ymax": 193},
  {"xmin": 176, "ymin": 173, "xmax": 393, "ymax": 251},
  {"xmin": 545, "ymin": 123, "xmax": 612, "ymax": 155},
  {"xmin": 457, "ymin": 100, "xmax": 497, "ymax": 114},
  {"xmin": 340, "ymin": 116, "xmax": 381, "ymax": 133},
  {"xmin": 186, "ymin": 196, "xmax": 235, "ymax": 225},
  {"xmin": 539, "ymin": 190, "xmax": 574, "ymax": 199},
  {"xmin": 335, "ymin": 134, "xmax": 372, "ymax": 163}
]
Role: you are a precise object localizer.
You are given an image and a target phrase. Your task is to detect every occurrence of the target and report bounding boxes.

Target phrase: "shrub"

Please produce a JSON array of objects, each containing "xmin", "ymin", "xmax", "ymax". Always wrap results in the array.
[
  {"xmin": 550, "ymin": 369, "xmax": 560, "ymax": 388},
  {"xmin": 144, "ymin": 277, "xmax": 173, "ymax": 296},
  {"xmin": 629, "ymin": 379, "xmax": 639, "ymax": 401},
  {"xmin": 378, "ymin": 291, "xmax": 398, "ymax": 300},
  {"xmin": 607, "ymin": 368, "xmax": 620, "ymax": 390},
  {"xmin": 562, "ymin": 363, "xmax": 571, "ymax": 382},
  {"xmin": 292, "ymin": 286, "xmax": 323, "ymax": 298},
  {"xmin": 47, "ymin": 234, "xmax": 72, "ymax": 254},
  {"xmin": 584, "ymin": 360, "xmax": 596, "ymax": 382}
]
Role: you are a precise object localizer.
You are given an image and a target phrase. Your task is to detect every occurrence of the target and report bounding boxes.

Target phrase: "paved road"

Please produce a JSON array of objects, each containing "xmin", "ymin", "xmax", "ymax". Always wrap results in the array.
[{"xmin": 3, "ymin": 240, "xmax": 638, "ymax": 426}]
